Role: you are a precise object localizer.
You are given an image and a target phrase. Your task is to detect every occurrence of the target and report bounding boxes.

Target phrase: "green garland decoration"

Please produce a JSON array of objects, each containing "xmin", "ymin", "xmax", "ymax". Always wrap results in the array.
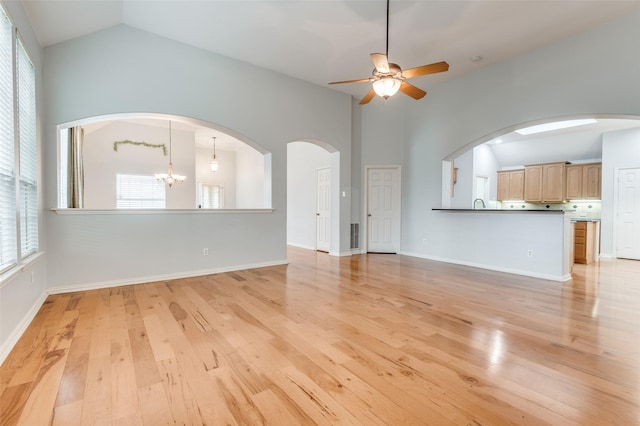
[{"xmin": 113, "ymin": 140, "xmax": 168, "ymax": 156}]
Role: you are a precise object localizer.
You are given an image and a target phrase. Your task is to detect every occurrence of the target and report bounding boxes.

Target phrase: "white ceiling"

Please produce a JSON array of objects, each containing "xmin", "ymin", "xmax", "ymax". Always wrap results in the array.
[{"xmin": 19, "ymin": 0, "xmax": 640, "ymax": 100}]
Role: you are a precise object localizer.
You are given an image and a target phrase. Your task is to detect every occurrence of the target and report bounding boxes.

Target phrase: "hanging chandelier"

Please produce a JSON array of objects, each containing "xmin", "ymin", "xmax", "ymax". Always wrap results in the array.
[
  {"xmin": 155, "ymin": 121, "xmax": 186, "ymax": 187},
  {"xmin": 209, "ymin": 136, "xmax": 219, "ymax": 172}
]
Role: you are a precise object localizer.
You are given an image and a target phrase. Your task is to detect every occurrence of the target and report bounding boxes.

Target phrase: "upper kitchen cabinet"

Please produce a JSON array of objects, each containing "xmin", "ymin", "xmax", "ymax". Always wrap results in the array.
[
  {"xmin": 567, "ymin": 163, "xmax": 602, "ymax": 200},
  {"xmin": 542, "ymin": 162, "xmax": 567, "ymax": 202},
  {"xmin": 524, "ymin": 165, "xmax": 543, "ymax": 202},
  {"xmin": 497, "ymin": 169, "xmax": 524, "ymax": 201},
  {"xmin": 523, "ymin": 162, "xmax": 567, "ymax": 202}
]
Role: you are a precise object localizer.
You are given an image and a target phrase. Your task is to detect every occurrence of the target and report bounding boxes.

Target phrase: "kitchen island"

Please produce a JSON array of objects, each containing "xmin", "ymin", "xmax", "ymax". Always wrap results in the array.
[{"xmin": 430, "ymin": 209, "xmax": 572, "ymax": 281}]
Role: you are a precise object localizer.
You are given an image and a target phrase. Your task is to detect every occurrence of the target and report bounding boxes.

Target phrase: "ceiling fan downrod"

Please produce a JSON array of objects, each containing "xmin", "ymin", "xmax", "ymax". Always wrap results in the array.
[{"xmin": 385, "ymin": 0, "xmax": 390, "ymax": 58}]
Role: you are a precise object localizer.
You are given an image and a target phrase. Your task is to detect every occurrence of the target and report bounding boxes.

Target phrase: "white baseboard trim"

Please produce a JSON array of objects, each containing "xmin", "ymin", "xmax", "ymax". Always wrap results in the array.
[
  {"xmin": 286, "ymin": 242, "xmax": 316, "ymax": 251},
  {"xmin": 0, "ymin": 290, "xmax": 48, "ymax": 367},
  {"xmin": 400, "ymin": 251, "xmax": 572, "ymax": 282},
  {"xmin": 48, "ymin": 259, "xmax": 289, "ymax": 295},
  {"xmin": 599, "ymin": 253, "xmax": 614, "ymax": 259}
]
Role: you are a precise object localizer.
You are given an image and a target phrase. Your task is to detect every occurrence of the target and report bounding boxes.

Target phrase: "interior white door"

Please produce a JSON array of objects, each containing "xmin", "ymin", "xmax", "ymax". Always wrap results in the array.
[
  {"xmin": 316, "ymin": 167, "xmax": 331, "ymax": 252},
  {"xmin": 367, "ymin": 167, "xmax": 401, "ymax": 253},
  {"xmin": 616, "ymin": 168, "xmax": 640, "ymax": 260}
]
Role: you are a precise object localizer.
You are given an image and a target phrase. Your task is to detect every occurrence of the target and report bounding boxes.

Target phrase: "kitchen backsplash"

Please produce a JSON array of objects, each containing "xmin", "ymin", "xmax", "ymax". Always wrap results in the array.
[{"xmin": 498, "ymin": 200, "xmax": 602, "ymax": 219}]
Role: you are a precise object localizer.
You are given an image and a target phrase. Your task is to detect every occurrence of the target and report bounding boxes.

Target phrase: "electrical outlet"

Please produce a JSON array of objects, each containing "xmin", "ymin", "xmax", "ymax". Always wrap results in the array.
[
  {"xmin": 203, "ymin": 248, "xmax": 209, "ymax": 256},
  {"xmin": 527, "ymin": 250, "xmax": 533, "ymax": 258}
]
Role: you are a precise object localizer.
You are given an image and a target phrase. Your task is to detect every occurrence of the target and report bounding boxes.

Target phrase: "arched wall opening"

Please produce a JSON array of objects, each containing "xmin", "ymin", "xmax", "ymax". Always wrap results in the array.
[
  {"xmin": 441, "ymin": 114, "xmax": 640, "ymax": 209},
  {"xmin": 286, "ymin": 140, "xmax": 341, "ymax": 255},
  {"xmin": 439, "ymin": 113, "xmax": 640, "ymax": 258},
  {"xmin": 56, "ymin": 113, "xmax": 272, "ymax": 210}
]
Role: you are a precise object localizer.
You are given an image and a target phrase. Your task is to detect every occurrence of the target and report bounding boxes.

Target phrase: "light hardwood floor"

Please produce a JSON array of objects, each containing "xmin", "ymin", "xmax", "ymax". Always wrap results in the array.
[{"xmin": 1, "ymin": 247, "xmax": 639, "ymax": 425}]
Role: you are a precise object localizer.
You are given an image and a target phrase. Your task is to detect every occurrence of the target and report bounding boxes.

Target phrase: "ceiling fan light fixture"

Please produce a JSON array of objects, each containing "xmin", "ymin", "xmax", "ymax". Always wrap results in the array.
[{"xmin": 373, "ymin": 77, "xmax": 401, "ymax": 99}]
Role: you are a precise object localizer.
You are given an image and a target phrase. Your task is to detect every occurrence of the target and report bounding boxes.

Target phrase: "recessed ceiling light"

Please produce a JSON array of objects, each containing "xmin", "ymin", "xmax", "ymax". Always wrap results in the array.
[
  {"xmin": 470, "ymin": 56, "xmax": 483, "ymax": 62},
  {"xmin": 515, "ymin": 119, "xmax": 597, "ymax": 136}
]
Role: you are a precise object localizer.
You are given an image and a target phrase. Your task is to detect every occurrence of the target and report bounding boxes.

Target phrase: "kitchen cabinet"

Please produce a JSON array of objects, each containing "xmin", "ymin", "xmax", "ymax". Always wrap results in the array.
[
  {"xmin": 566, "ymin": 163, "xmax": 602, "ymax": 200},
  {"xmin": 497, "ymin": 169, "xmax": 524, "ymax": 201},
  {"xmin": 524, "ymin": 162, "xmax": 566, "ymax": 202},
  {"xmin": 524, "ymin": 165, "xmax": 543, "ymax": 202},
  {"xmin": 542, "ymin": 162, "xmax": 566, "ymax": 202},
  {"xmin": 574, "ymin": 220, "xmax": 599, "ymax": 264}
]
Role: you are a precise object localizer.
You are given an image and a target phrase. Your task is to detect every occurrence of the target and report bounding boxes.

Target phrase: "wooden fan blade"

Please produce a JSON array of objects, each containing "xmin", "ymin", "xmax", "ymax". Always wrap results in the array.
[
  {"xmin": 401, "ymin": 61, "xmax": 449, "ymax": 79},
  {"xmin": 359, "ymin": 88, "xmax": 376, "ymax": 105},
  {"xmin": 399, "ymin": 81, "xmax": 427, "ymax": 100},
  {"xmin": 328, "ymin": 78, "xmax": 372, "ymax": 85},
  {"xmin": 370, "ymin": 53, "xmax": 390, "ymax": 73}
]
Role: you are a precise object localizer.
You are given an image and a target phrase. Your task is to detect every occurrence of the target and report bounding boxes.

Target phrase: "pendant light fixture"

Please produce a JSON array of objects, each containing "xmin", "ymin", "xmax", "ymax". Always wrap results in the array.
[
  {"xmin": 154, "ymin": 121, "xmax": 186, "ymax": 188},
  {"xmin": 209, "ymin": 136, "xmax": 219, "ymax": 172}
]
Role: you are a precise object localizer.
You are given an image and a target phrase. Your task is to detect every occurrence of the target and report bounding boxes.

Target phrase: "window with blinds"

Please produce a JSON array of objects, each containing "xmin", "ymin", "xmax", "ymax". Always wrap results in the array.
[
  {"xmin": 0, "ymin": 7, "xmax": 15, "ymax": 272},
  {"xmin": 0, "ymin": 5, "xmax": 38, "ymax": 274},
  {"xmin": 17, "ymin": 37, "xmax": 37, "ymax": 258},
  {"xmin": 198, "ymin": 183, "xmax": 223, "ymax": 209},
  {"xmin": 116, "ymin": 174, "xmax": 166, "ymax": 209}
]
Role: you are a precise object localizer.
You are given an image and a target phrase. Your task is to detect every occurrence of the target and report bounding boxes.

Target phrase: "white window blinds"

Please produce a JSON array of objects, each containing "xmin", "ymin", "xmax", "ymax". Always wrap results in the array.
[
  {"xmin": 116, "ymin": 174, "xmax": 166, "ymax": 209},
  {"xmin": 0, "ymin": 9, "xmax": 16, "ymax": 272},
  {"xmin": 17, "ymin": 37, "xmax": 37, "ymax": 258},
  {"xmin": 0, "ymin": 5, "xmax": 39, "ymax": 273},
  {"xmin": 198, "ymin": 183, "xmax": 223, "ymax": 209}
]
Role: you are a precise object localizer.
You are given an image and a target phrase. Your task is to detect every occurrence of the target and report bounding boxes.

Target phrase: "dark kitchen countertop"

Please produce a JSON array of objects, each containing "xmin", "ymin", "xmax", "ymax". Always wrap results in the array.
[{"xmin": 432, "ymin": 209, "xmax": 570, "ymax": 213}]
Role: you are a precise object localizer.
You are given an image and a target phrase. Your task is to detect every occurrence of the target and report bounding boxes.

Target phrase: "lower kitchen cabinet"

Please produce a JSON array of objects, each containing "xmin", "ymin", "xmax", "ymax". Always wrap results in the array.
[{"xmin": 574, "ymin": 221, "xmax": 599, "ymax": 264}]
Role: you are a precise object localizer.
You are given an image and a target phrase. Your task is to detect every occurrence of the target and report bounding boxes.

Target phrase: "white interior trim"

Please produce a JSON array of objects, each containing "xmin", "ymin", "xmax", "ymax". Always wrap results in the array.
[
  {"xmin": 401, "ymin": 251, "xmax": 572, "ymax": 282},
  {"xmin": 51, "ymin": 208, "xmax": 275, "ymax": 215},
  {"xmin": 47, "ymin": 259, "xmax": 288, "ymax": 295}
]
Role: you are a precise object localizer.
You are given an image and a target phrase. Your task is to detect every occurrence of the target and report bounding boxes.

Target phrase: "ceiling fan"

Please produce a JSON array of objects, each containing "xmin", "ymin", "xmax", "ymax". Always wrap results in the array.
[{"xmin": 329, "ymin": 0, "xmax": 449, "ymax": 105}]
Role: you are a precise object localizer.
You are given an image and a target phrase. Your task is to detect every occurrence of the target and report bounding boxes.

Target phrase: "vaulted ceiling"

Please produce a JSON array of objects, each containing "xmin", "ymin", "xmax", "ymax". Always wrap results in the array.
[
  {"xmin": 19, "ymin": 0, "xmax": 640, "ymax": 99},
  {"xmin": 18, "ymin": 1, "xmax": 640, "ymax": 157}
]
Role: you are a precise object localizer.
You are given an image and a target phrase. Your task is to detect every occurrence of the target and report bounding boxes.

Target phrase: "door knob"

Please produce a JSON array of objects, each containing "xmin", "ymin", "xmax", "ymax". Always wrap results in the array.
[{"xmin": 368, "ymin": 214, "xmax": 371, "ymax": 217}]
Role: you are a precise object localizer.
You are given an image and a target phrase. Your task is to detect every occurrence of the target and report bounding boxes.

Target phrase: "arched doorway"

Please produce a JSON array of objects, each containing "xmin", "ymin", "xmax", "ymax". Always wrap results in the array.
[{"xmin": 287, "ymin": 140, "xmax": 340, "ymax": 254}]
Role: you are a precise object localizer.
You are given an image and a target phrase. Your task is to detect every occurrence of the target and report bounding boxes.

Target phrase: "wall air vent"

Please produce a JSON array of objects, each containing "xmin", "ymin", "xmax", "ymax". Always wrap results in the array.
[{"xmin": 350, "ymin": 223, "xmax": 360, "ymax": 249}]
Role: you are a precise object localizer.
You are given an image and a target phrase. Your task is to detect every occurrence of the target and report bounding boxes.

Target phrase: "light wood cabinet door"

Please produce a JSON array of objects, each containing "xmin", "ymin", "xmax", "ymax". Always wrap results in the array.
[
  {"xmin": 509, "ymin": 169, "xmax": 525, "ymax": 200},
  {"xmin": 574, "ymin": 221, "xmax": 597, "ymax": 264},
  {"xmin": 566, "ymin": 165, "xmax": 583, "ymax": 200},
  {"xmin": 497, "ymin": 171, "xmax": 510, "ymax": 201},
  {"xmin": 524, "ymin": 165, "xmax": 542, "ymax": 202},
  {"xmin": 497, "ymin": 170, "xmax": 524, "ymax": 201},
  {"xmin": 542, "ymin": 162, "xmax": 566, "ymax": 202},
  {"xmin": 583, "ymin": 163, "xmax": 602, "ymax": 199},
  {"xmin": 565, "ymin": 163, "xmax": 602, "ymax": 200}
]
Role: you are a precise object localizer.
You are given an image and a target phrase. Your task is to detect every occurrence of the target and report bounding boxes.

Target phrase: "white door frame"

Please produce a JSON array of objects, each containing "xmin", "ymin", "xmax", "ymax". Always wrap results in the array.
[
  {"xmin": 613, "ymin": 166, "xmax": 640, "ymax": 259},
  {"xmin": 363, "ymin": 165, "xmax": 402, "ymax": 254},
  {"xmin": 316, "ymin": 167, "xmax": 331, "ymax": 252}
]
